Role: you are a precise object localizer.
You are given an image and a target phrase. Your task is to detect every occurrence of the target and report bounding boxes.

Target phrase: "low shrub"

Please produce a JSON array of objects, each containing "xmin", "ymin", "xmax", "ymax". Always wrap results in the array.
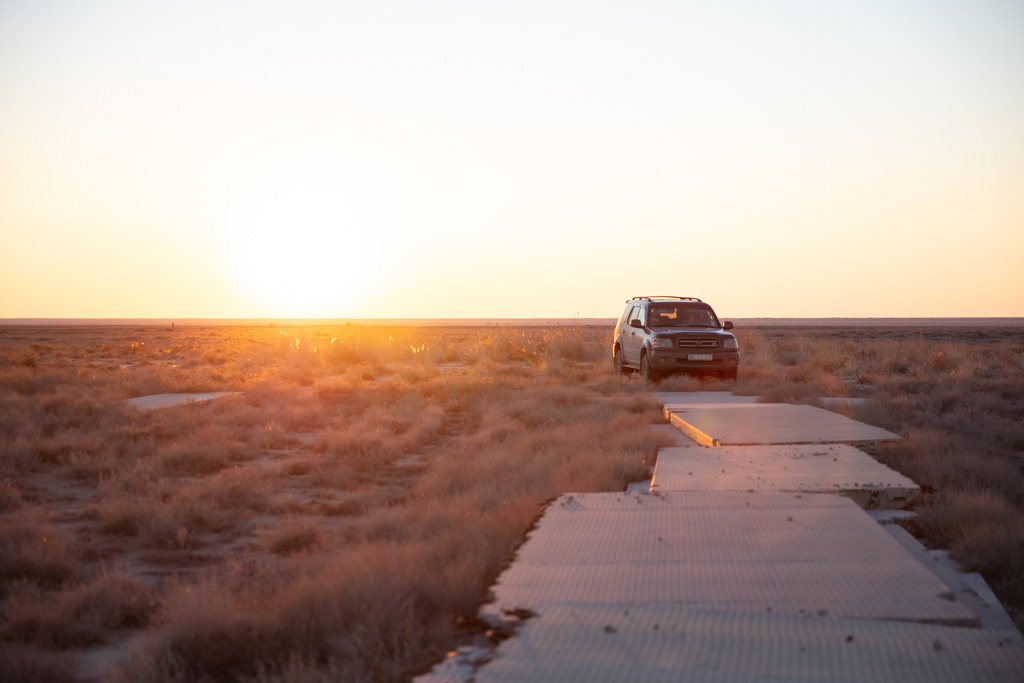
[
  {"xmin": 0, "ymin": 479, "xmax": 23, "ymax": 512},
  {"xmin": 0, "ymin": 644, "xmax": 77, "ymax": 683},
  {"xmin": 263, "ymin": 519, "xmax": 323, "ymax": 556},
  {"xmin": 1, "ymin": 571, "xmax": 154, "ymax": 649},
  {"xmin": 0, "ymin": 510, "xmax": 77, "ymax": 591}
]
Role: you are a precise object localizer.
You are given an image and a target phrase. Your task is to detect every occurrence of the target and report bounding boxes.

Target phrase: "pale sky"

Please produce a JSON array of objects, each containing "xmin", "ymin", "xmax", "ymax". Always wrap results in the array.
[{"xmin": 1, "ymin": 0, "xmax": 1022, "ymax": 319}]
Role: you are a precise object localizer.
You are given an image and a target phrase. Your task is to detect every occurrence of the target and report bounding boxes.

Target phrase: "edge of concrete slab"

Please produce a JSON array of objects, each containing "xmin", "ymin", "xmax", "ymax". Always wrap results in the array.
[
  {"xmin": 655, "ymin": 391, "xmax": 759, "ymax": 406},
  {"xmin": 421, "ymin": 603, "xmax": 1024, "ymax": 683},
  {"xmin": 666, "ymin": 411, "xmax": 718, "ymax": 447},
  {"xmin": 666, "ymin": 403, "xmax": 900, "ymax": 446}
]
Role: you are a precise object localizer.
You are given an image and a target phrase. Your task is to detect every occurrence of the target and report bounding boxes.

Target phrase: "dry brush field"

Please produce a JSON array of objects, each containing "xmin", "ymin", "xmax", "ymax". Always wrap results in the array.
[{"xmin": 1, "ymin": 322, "xmax": 1022, "ymax": 682}]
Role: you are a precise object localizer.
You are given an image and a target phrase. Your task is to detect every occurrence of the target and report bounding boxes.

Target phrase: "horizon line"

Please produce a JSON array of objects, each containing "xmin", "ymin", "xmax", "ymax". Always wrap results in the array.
[{"xmin": 3, "ymin": 316, "xmax": 1024, "ymax": 328}]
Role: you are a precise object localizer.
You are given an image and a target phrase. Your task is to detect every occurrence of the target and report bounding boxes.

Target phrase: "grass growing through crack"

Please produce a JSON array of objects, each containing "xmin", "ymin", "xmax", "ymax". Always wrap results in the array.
[{"xmin": 1, "ymin": 322, "xmax": 1023, "ymax": 680}]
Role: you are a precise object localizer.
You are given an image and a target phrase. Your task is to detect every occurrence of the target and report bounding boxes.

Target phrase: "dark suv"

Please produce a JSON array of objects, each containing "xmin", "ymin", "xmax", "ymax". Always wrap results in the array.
[{"xmin": 612, "ymin": 296, "xmax": 740, "ymax": 381}]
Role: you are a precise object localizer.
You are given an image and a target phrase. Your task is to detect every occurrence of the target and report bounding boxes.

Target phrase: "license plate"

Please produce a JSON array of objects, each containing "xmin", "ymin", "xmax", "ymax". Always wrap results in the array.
[{"xmin": 688, "ymin": 354, "xmax": 713, "ymax": 361}]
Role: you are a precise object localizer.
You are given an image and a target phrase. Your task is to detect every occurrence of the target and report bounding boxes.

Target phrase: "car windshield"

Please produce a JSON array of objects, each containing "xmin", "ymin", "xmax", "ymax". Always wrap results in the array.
[{"xmin": 649, "ymin": 304, "xmax": 719, "ymax": 328}]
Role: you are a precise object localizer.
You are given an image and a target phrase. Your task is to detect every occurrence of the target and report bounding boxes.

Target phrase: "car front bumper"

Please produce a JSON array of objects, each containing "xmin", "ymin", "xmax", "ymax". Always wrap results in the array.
[{"xmin": 648, "ymin": 349, "xmax": 740, "ymax": 372}]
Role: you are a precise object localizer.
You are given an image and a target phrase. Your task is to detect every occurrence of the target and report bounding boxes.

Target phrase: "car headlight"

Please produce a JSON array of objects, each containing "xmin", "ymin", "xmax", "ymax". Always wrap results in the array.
[
  {"xmin": 651, "ymin": 337, "xmax": 673, "ymax": 348},
  {"xmin": 723, "ymin": 337, "xmax": 739, "ymax": 350}
]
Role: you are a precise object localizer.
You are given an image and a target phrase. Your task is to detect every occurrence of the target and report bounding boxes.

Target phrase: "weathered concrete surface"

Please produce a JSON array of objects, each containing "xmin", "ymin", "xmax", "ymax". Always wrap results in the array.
[
  {"xmin": 116, "ymin": 392, "xmax": 240, "ymax": 410},
  {"xmin": 440, "ymin": 604, "xmax": 1024, "ymax": 683},
  {"xmin": 818, "ymin": 396, "xmax": 872, "ymax": 407},
  {"xmin": 668, "ymin": 403, "xmax": 900, "ymax": 446},
  {"xmin": 419, "ymin": 393, "xmax": 1017, "ymax": 682},
  {"xmin": 482, "ymin": 491, "xmax": 977, "ymax": 626},
  {"xmin": 651, "ymin": 444, "xmax": 919, "ymax": 509},
  {"xmin": 656, "ymin": 391, "xmax": 759, "ymax": 411}
]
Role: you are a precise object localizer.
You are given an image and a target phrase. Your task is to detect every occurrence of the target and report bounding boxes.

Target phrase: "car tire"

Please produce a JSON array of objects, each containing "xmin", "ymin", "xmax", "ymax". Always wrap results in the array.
[
  {"xmin": 613, "ymin": 346, "xmax": 626, "ymax": 376},
  {"xmin": 640, "ymin": 353, "xmax": 659, "ymax": 383},
  {"xmin": 723, "ymin": 368, "xmax": 738, "ymax": 381}
]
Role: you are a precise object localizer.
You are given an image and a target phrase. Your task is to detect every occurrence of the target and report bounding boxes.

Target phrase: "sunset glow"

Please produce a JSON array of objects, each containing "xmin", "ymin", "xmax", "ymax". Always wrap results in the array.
[
  {"xmin": 216, "ymin": 178, "xmax": 392, "ymax": 318},
  {"xmin": 1, "ymin": 1, "xmax": 1022, "ymax": 319}
]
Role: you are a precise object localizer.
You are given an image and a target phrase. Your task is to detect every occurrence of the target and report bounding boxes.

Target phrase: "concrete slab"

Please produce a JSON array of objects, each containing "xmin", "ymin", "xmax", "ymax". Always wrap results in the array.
[
  {"xmin": 650, "ymin": 444, "xmax": 919, "ymax": 509},
  {"xmin": 483, "ymin": 492, "xmax": 977, "ymax": 626},
  {"xmin": 668, "ymin": 403, "xmax": 900, "ymax": 445},
  {"xmin": 116, "ymin": 392, "xmax": 240, "ymax": 410},
  {"xmin": 818, "ymin": 397, "xmax": 872, "ymax": 407},
  {"xmin": 436, "ymin": 604, "xmax": 1024, "ymax": 683},
  {"xmin": 656, "ymin": 391, "xmax": 759, "ymax": 411},
  {"xmin": 867, "ymin": 509, "xmax": 919, "ymax": 525}
]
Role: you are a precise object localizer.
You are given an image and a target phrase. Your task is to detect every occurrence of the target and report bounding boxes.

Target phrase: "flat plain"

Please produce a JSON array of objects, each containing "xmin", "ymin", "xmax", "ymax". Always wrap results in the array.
[{"xmin": 1, "ymin": 322, "xmax": 1022, "ymax": 682}]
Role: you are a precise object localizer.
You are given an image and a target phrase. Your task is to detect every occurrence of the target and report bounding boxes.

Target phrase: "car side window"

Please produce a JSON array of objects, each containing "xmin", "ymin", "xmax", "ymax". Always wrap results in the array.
[
  {"xmin": 618, "ymin": 306, "xmax": 632, "ymax": 327},
  {"xmin": 626, "ymin": 306, "xmax": 641, "ymax": 326}
]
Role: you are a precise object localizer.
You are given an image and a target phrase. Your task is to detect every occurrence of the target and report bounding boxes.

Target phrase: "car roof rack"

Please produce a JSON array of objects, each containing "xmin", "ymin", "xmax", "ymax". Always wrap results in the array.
[{"xmin": 626, "ymin": 296, "xmax": 703, "ymax": 303}]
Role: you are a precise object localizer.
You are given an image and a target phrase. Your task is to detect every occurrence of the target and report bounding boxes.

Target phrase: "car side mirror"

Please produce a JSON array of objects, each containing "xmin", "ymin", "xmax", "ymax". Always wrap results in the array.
[
  {"xmin": 629, "ymin": 319, "xmax": 643, "ymax": 329},
  {"xmin": 722, "ymin": 321, "xmax": 734, "ymax": 330}
]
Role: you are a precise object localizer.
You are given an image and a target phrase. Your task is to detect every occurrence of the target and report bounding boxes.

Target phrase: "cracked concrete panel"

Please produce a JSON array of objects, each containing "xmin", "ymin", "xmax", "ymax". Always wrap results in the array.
[
  {"xmin": 458, "ymin": 604, "xmax": 1024, "ymax": 683},
  {"xmin": 668, "ymin": 403, "xmax": 900, "ymax": 445},
  {"xmin": 483, "ymin": 492, "xmax": 976, "ymax": 626},
  {"xmin": 651, "ymin": 444, "xmax": 919, "ymax": 509}
]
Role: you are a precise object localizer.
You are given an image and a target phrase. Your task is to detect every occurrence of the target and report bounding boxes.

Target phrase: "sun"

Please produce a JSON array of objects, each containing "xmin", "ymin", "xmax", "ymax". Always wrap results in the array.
[{"xmin": 218, "ymin": 186, "xmax": 386, "ymax": 318}]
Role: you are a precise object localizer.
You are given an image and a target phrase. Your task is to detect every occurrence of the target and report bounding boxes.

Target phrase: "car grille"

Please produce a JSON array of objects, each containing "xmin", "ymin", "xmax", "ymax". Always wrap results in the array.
[{"xmin": 676, "ymin": 339, "xmax": 719, "ymax": 349}]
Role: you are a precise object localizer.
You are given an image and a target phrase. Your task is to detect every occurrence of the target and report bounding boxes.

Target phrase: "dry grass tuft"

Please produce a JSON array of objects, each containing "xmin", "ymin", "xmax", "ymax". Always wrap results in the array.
[
  {"xmin": 0, "ymin": 479, "xmax": 23, "ymax": 512},
  {"xmin": 262, "ymin": 519, "xmax": 323, "ymax": 556},
  {"xmin": 917, "ymin": 489, "xmax": 1024, "ymax": 606},
  {"xmin": 2, "ymin": 570, "xmax": 154, "ymax": 649},
  {"xmin": 0, "ymin": 644, "xmax": 78, "ymax": 683},
  {"xmin": 0, "ymin": 510, "xmax": 77, "ymax": 590}
]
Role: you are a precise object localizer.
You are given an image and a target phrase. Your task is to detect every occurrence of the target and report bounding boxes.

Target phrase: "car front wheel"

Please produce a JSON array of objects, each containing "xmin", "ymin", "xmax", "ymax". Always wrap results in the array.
[
  {"xmin": 640, "ymin": 353, "xmax": 659, "ymax": 383},
  {"xmin": 613, "ymin": 347, "xmax": 625, "ymax": 376}
]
